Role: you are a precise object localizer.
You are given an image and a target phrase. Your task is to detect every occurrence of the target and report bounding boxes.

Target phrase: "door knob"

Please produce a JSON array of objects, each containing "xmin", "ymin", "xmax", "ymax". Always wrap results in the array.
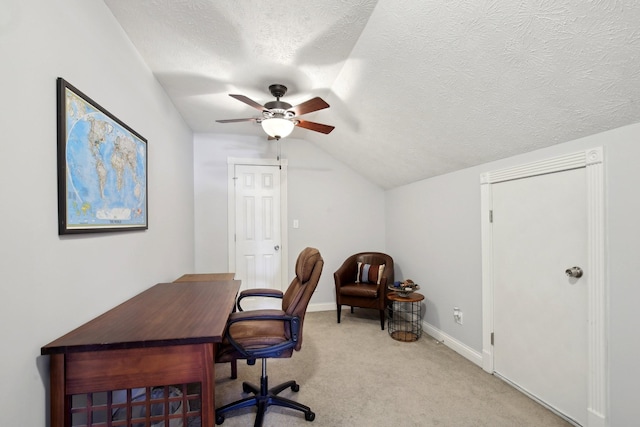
[
  {"xmin": 274, "ymin": 245, "xmax": 280, "ymax": 251},
  {"xmin": 565, "ymin": 266, "xmax": 583, "ymax": 278}
]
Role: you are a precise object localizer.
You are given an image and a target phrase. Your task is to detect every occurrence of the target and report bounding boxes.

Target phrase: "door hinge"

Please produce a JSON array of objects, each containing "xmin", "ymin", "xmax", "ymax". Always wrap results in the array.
[
  {"xmin": 489, "ymin": 210, "xmax": 493, "ymax": 223},
  {"xmin": 491, "ymin": 332, "xmax": 494, "ymax": 345}
]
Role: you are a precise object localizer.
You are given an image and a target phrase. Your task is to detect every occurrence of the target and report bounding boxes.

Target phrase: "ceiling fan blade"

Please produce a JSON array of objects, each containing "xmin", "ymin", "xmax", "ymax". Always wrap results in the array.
[
  {"xmin": 289, "ymin": 97, "xmax": 330, "ymax": 116},
  {"xmin": 296, "ymin": 119, "xmax": 335, "ymax": 134},
  {"xmin": 216, "ymin": 118, "xmax": 257, "ymax": 123},
  {"xmin": 229, "ymin": 94, "xmax": 267, "ymax": 112}
]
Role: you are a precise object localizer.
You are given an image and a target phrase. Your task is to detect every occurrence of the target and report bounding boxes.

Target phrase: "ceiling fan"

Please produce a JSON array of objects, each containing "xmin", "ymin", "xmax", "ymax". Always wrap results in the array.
[{"xmin": 216, "ymin": 84, "xmax": 335, "ymax": 139}]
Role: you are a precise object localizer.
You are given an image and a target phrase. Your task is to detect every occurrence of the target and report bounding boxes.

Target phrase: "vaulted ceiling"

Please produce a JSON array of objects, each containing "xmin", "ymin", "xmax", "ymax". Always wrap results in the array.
[{"xmin": 104, "ymin": 0, "xmax": 640, "ymax": 189}]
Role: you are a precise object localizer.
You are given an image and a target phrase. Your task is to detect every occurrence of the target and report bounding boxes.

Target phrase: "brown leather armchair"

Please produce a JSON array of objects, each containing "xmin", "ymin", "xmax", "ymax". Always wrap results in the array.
[
  {"xmin": 215, "ymin": 247, "xmax": 324, "ymax": 426},
  {"xmin": 334, "ymin": 252, "xmax": 394, "ymax": 330}
]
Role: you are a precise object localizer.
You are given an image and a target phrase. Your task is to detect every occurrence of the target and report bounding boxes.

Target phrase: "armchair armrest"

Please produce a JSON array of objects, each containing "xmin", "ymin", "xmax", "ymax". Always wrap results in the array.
[
  {"xmin": 378, "ymin": 277, "xmax": 388, "ymax": 292},
  {"xmin": 237, "ymin": 288, "xmax": 284, "ymax": 311},
  {"xmin": 334, "ymin": 257, "xmax": 358, "ymax": 288},
  {"xmin": 225, "ymin": 309, "xmax": 300, "ymax": 361}
]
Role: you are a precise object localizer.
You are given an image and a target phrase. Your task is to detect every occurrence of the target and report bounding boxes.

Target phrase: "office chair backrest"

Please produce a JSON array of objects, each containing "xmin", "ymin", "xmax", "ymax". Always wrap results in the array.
[{"xmin": 282, "ymin": 247, "xmax": 324, "ymax": 350}]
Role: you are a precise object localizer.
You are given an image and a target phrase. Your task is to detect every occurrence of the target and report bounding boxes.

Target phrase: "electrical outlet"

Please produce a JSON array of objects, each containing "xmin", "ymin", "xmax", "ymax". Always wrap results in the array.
[{"xmin": 453, "ymin": 307, "xmax": 463, "ymax": 325}]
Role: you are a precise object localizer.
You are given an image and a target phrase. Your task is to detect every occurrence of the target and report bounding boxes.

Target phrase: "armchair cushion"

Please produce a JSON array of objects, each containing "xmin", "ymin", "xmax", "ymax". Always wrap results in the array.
[
  {"xmin": 339, "ymin": 282, "xmax": 380, "ymax": 298},
  {"xmin": 356, "ymin": 262, "xmax": 385, "ymax": 285}
]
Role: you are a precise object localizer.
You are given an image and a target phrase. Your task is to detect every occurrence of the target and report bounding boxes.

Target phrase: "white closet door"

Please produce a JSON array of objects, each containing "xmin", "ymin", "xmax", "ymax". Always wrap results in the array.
[{"xmin": 493, "ymin": 167, "xmax": 587, "ymax": 426}]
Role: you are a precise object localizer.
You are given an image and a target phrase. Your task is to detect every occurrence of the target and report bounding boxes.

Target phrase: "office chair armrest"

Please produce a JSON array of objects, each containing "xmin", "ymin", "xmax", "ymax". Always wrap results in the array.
[
  {"xmin": 225, "ymin": 309, "xmax": 301, "ymax": 360},
  {"xmin": 237, "ymin": 288, "xmax": 284, "ymax": 311}
]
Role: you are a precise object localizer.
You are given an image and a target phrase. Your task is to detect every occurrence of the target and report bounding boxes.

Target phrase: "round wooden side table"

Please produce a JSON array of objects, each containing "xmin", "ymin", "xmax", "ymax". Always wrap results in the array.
[{"xmin": 386, "ymin": 292, "xmax": 424, "ymax": 342}]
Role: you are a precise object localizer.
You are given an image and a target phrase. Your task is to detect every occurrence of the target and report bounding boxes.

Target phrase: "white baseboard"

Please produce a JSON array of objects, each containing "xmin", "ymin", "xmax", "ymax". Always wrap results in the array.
[
  {"xmin": 587, "ymin": 410, "xmax": 606, "ymax": 427},
  {"xmin": 308, "ymin": 306, "xmax": 483, "ymax": 368},
  {"xmin": 422, "ymin": 321, "xmax": 483, "ymax": 367},
  {"xmin": 308, "ymin": 302, "xmax": 336, "ymax": 312},
  {"xmin": 482, "ymin": 349, "xmax": 493, "ymax": 373}
]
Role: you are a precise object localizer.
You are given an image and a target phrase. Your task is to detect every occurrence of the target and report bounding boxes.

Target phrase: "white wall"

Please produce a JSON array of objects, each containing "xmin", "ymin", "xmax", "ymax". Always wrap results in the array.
[
  {"xmin": 386, "ymin": 168, "xmax": 483, "ymax": 350},
  {"xmin": 193, "ymin": 133, "xmax": 386, "ymax": 307},
  {"xmin": 0, "ymin": 1, "xmax": 194, "ymax": 425},
  {"xmin": 386, "ymin": 123, "xmax": 640, "ymax": 425},
  {"xmin": 5, "ymin": 1, "xmax": 637, "ymax": 425}
]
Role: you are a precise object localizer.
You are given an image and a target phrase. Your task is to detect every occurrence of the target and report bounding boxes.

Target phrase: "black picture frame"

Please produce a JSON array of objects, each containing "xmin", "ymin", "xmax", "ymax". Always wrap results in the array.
[{"xmin": 56, "ymin": 78, "xmax": 148, "ymax": 235}]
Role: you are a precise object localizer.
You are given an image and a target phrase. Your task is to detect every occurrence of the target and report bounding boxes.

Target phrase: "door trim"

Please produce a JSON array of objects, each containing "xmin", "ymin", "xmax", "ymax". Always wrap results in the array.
[
  {"xmin": 480, "ymin": 148, "xmax": 606, "ymax": 427},
  {"xmin": 227, "ymin": 157, "xmax": 288, "ymax": 284}
]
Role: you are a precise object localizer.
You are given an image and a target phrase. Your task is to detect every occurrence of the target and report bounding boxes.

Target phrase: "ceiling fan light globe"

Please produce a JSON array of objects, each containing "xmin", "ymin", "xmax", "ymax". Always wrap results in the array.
[{"xmin": 261, "ymin": 117, "xmax": 294, "ymax": 139}]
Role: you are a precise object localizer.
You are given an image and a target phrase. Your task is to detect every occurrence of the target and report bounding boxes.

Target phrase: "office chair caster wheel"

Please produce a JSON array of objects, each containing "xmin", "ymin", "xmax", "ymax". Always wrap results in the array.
[
  {"xmin": 215, "ymin": 414, "xmax": 225, "ymax": 425},
  {"xmin": 291, "ymin": 383, "xmax": 300, "ymax": 392},
  {"xmin": 305, "ymin": 411, "xmax": 315, "ymax": 421}
]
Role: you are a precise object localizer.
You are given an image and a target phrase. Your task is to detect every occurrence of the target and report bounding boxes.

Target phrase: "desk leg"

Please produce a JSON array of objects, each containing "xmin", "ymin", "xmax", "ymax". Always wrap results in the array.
[
  {"xmin": 49, "ymin": 353, "xmax": 67, "ymax": 427},
  {"xmin": 202, "ymin": 343, "xmax": 215, "ymax": 427}
]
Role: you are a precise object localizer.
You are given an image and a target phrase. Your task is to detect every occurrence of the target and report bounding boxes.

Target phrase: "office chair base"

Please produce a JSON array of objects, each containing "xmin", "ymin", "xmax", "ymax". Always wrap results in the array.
[{"xmin": 216, "ymin": 361, "xmax": 315, "ymax": 426}]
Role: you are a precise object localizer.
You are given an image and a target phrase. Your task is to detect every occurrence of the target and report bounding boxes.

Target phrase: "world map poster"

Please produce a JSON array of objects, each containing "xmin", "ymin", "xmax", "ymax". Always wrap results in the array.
[{"xmin": 57, "ymin": 78, "xmax": 148, "ymax": 234}]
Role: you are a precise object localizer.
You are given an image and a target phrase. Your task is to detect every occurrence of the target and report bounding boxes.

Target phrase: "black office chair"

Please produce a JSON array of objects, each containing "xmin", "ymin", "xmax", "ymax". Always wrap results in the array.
[{"xmin": 215, "ymin": 247, "xmax": 324, "ymax": 426}]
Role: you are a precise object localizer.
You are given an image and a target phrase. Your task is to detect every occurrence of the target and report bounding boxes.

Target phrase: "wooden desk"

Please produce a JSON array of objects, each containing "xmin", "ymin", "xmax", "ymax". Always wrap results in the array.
[
  {"xmin": 174, "ymin": 273, "xmax": 239, "ymax": 379},
  {"xmin": 174, "ymin": 273, "xmax": 235, "ymax": 282},
  {"xmin": 41, "ymin": 280, "xmax": 240, "ymax": 427}
]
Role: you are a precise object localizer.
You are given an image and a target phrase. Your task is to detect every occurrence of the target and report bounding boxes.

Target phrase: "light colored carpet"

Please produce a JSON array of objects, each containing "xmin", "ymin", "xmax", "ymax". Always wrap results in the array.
[{"xmin": 214, "ymin": 310, "xmax": 571, "ymax": 427}]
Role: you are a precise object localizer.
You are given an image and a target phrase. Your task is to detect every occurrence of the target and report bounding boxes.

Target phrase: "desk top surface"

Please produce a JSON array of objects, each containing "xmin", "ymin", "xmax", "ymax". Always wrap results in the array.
[
  {"xmin": 174, "ymin": 273, "xmax": 235, "ymax": 282},
  {"xmin": 41, "ymin": 280, "xmax": 240, "ymax": 355}
]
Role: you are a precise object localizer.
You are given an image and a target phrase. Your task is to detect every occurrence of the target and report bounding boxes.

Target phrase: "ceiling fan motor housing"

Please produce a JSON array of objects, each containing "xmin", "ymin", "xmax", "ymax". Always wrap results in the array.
[
  {"xmin": 265, "ymin": 84, "xmax": 293, "ymax": 117},
  {"xmin": 268, "ymin": 83, "xmax": 288, "ymax": 99},
  {"xmin": 264, "ymin": 100, "xmax": 293, "ymax": 113}
]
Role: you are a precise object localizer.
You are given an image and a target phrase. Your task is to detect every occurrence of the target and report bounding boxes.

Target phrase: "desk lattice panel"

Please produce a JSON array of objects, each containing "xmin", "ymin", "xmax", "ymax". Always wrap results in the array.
[{"xmin": 70, "ymin": 383, "xmax": 202, "ymax": 427}]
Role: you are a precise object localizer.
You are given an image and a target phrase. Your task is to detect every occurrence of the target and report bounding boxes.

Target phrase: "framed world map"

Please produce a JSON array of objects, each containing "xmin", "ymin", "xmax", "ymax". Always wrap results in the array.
[{"xmin": 57, "ymin": 78, "xmax": 148, "ymax": 234}]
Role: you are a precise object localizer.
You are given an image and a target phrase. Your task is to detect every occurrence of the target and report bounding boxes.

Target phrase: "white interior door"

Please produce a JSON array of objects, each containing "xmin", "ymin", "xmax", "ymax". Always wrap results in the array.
[
  {"xmin": 492, "ymin": 167, "xmax": 588, "ymax": 426},
  {"xmin": 233, "ymin": 164, "xmax": 283, "ymax": 309}
]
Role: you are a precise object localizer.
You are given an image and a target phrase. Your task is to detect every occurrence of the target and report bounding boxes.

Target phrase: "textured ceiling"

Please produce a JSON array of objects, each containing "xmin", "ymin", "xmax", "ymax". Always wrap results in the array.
[{"xmin": 104, "ymin": 0, "xmax": 640, "ymax": 189}]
